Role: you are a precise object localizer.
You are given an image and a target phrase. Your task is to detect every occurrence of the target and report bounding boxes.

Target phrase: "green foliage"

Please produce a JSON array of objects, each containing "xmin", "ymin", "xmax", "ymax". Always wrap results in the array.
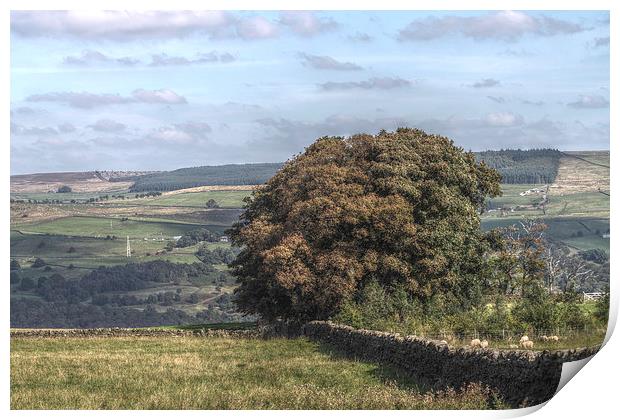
[
  {"xmin": 176, "ymin": 228, "xmax": 219, "ymax": 248},
  {"xmin": 594, "ymin": 286, "xmax": 610, "ymax": 323},
  {"xmin": 231, "ymin": 128, "xmax": 502, "ymax": 322},
  {"xmin": 195, "ymin": 245, "xmax": 239, "ymax": 265}
]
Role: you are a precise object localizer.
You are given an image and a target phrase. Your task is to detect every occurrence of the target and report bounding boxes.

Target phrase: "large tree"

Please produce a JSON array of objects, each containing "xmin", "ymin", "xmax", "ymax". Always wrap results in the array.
[{"xmin": 229, "ymin": 128, "xmax": 502, "ymax": 322}]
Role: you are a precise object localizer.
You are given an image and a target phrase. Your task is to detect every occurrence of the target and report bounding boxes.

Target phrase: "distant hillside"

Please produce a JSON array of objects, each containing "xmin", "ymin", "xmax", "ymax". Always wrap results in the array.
[
  {"xmin": 475, "ymin": 149, "xmax": 562, "ymax": 184},
  {"xmin": 129, "ymin": 163, "xmax": 284, "ymax": 192},
  {"xmin": 10, "ymin": 149, "xmax": 568, "ymax": 194},
  {"xmin": 132, "ymin": 149, "xmax": 562, "ymax": 192}
]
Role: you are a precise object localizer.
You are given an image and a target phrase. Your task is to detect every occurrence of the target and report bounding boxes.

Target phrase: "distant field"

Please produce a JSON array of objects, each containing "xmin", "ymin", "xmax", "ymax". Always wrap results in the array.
[
  {"xmin": 123, "ymin": 190, "xmax": 250, "ymax": 208},
  {"xmin": 13, "ymin": 216, "xmax": 203, "ymax": 239},
  {"xmin": 10, "ymin": 336, "xmax": 499, "ymax": 409}
]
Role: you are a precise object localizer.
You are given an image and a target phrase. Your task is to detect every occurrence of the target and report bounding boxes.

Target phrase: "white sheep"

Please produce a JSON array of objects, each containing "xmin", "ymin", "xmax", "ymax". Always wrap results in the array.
[
  {"xmin": 520, "ymin": 340, "xmax": 534, "ymax": 349},
  {"xmin": 519, "ymin": 335, "xmax": 529, "ymax": 344},
  {"xmin": 480, "ymin": 340, "xmax": 489, "ymax": 349},
  {"xmin": 470, "ymin": 338, "xmax": 481, "ymax": 348},
  {"xmin": 549, "ymin": 335, "xmax": 559, "ymax": 341},
  {"xmin": 541, "ymin": 335, "xmax": 549, "ymax": 341}
]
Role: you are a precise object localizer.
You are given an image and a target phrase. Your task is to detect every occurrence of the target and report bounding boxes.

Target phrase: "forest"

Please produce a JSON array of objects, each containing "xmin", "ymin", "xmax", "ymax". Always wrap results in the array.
[
  {"xmin": 129, "ymin": 163, "xmax": 283, "ymax": 192},
  {"xmin": 475, "ymin": 149, "xmax": 561, "ymax": 184}
]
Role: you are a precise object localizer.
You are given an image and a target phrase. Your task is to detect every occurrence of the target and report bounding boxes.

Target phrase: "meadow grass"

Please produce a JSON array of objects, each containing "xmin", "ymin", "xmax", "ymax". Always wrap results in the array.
[
  {"xmin": 13, "ymin": 215, "xmax": 202, "ymax": 238},
  {"xmin": 10, "ymin": 336, "xmax": 502, "ymax": 410},
  {"xmin": 124, "ymin": 190, "xmax": 251, "ymax": 208}
]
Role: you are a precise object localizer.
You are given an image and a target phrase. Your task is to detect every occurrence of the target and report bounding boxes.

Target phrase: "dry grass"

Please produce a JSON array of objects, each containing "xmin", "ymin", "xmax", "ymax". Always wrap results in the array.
[
  {"xmin": 11, "ymin": 336, "xmax": 503, "ymax": 410},
  {"xmin": 551, "ymin": 152, "xmax": 609, "ymax": 195}
]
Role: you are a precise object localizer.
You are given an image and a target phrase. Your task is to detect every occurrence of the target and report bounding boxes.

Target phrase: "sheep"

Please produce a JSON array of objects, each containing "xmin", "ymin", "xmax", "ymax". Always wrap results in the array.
[
  {"xmin": 509, "ymin": 344, "xmax": 519, "ymax": 349},
  {"xmin": 520, "ymin": 340, "xmax": 534, "ymax": 349},
  {"xmin": 541, "ymin": 335, "xmax": 549, "ymax": 341},
  {"xmin": 549, "ymin": 335, "xmax": 559, "ymax": 341},
  {"xmin": 519, "ymin": 335, "xmax": 529, "ymax": 344},
  {"xmin": 480, "ymin": 340, "xmax": 489, "ymax": 349},
  {"xmin": 470, "ymin": 338, "xmax": 481, "ymax": 348}
]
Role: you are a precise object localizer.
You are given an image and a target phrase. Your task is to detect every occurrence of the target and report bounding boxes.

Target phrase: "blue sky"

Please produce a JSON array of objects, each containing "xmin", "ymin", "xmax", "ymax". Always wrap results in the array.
[{"xmin": 10, "ymin": 10, "xmax": 610, "ymax": 174}]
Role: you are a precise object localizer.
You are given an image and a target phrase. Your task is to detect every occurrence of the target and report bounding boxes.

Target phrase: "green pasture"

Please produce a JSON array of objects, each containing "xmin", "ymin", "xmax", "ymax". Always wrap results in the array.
[{"xmin": 122, "ymin": 190, "xmax": 251, "ymax": 208}]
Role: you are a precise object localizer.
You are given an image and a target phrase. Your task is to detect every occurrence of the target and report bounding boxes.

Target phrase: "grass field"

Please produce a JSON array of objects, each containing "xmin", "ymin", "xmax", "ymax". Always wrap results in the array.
[
  {"xmin": 123, "ymin": 190, "xmax": 250, "ymax": 208},
  {"xmin": 13, "ymin": 216, "xmax": 204, "ymax": 239},
  {"xmin": 10, "ymin": 336, "xmax": 502, "ymax": 410}
]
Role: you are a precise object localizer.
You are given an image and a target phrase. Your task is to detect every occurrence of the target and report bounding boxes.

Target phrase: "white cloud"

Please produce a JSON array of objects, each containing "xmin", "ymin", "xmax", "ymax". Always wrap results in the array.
[
  {"xmin": 485, "ymin": 112, "xmax": 524, "ymax": 127},
  {"xmin": 398, "ymin": 11, "xmax": 585, "ymax": 42},
  {"xmin": 26, "ymin": 89, "xmax": 188, "ymax": 108},
  {"xmin": 278, "ymin": 11, "xmax": 339, "ymax": 37},
  {"xmin": 298, "ymin": 53, "xmax": 362, "ymax": 71},
  {"xmin": 11, "ymin": 10, "xmax": 232, "ymax": 41},
  {"xmin": 567, "ymin": 95, "xmax": 609, "ymax": 109},
  {"xmin": 319, "ymin": 77, "xmax": 412, "ymax": 91},
  {"xmin": 88, "ymin": 119, "xmax": 126, "ymax": 132}
]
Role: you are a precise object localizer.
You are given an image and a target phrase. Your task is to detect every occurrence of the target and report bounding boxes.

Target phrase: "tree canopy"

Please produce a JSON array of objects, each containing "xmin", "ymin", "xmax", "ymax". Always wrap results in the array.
[{"xmin": 229, "ymin": 128, "xmax": 502, "ymax": 322}]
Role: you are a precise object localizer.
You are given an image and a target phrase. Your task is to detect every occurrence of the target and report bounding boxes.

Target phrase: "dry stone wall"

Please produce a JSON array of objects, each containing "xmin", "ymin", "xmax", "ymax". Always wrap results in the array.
[
  {"xmin": 10, "ymin": 327, "xmax": 259, "ymax": 339},
  {"xmin": 301, "ymin": 321, "xmax": 600, "ymax": 408}
]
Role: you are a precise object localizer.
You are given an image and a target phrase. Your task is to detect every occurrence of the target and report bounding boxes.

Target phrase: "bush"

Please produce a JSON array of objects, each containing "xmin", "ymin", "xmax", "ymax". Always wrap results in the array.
[
  {"xmin": 57, "ymin": 185, "xmax": 72, "ymax": 193},
  {"xmin": 32, "ymin": 257, "xmax": 46, "ymax": 268},
  {"xmin": 19, "ymin": 277, "xmax": 36, "ymax": 291}
]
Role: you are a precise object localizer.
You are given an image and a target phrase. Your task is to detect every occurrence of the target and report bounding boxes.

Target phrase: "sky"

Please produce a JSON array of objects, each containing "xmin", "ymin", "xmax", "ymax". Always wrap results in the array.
[{"xmin": 10, "ymin": 10, "xmax": 610, "ymax": 174}]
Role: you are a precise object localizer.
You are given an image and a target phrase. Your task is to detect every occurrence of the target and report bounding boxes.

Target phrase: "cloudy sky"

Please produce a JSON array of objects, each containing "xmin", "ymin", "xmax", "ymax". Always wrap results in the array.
[{"xmin": 10, "ymin": 10, "xmax": 610, "ymax": 174}]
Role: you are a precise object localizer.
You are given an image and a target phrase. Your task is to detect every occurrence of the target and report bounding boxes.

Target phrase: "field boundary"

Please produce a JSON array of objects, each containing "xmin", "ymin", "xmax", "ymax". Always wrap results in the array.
[
  {"xmin": 10, "ymin": 327, "xmax": 258, "ymax": 338},
  {"xmin": 297, "ymin": 321, "xmax": 599, "ymax": 407}
]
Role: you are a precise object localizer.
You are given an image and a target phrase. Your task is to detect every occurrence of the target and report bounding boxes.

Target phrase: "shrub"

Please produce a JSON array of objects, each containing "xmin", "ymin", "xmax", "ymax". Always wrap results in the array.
[
  {"xmin": 32, "ymin": 257, "xmax": 46, "ymax": 268},
  {"xmin": 57, "ymin": 185, "xmax": 72, "ymax": 193}
]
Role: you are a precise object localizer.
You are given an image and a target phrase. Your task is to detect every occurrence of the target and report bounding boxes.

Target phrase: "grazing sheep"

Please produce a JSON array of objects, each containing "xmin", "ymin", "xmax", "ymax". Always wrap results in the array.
[
  {"xmin": 470, "ymin": 338, "xmax": 481, "ymax": 348},
  {"xmin": 541, "ymin": 335, "xmax": 549, "ymax": 341},
  {"xmin": 549, "ymin": 335, "xmax": 559, "ymax": 341},
  {"xmin": 509, "ymin": 344, "xmax": 519, "ymax": 349},
  {"xmin": 480, "ymin": 340, "xmax": 489, "ymax": 349},
  {"xmin": 520, "ymin": 340, "xmax": 534, "ymax": 349},
  {"xmin": 519, "ymin": 335, "xmax": 529, "ymax": 344}
]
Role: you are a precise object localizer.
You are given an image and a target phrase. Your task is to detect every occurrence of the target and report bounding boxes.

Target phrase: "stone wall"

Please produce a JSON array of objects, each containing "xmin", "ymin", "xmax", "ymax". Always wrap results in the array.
[
  {"xmin": 301, "ymin": 321, "xmax": 600, "ymax": 408},
  {"xmin": 10, "ymin": 327, "xmax": 259, "ymax": 339}
]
